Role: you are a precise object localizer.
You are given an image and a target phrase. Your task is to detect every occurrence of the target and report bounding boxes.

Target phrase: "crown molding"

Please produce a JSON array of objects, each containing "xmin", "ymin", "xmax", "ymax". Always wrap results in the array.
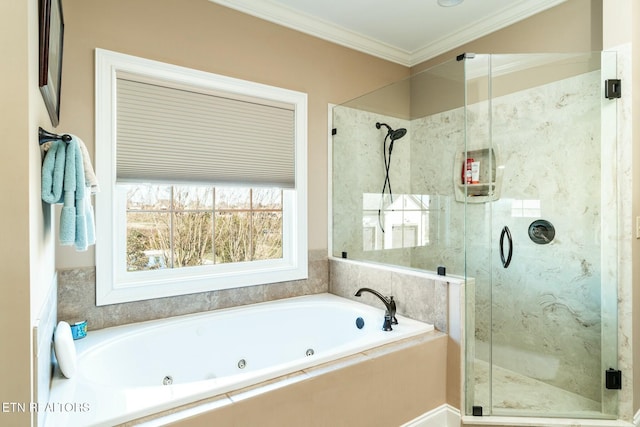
[
  {"xmin": 210, "ymin": 0, "xmax": 414, "ymax": 66},
  {"xmin": 210, "ymin": 0, "xmax": 567, "ymax": 67},
  {"xmin": 410, "ymin": 0, "xmax": 567, "ymax": 66}
]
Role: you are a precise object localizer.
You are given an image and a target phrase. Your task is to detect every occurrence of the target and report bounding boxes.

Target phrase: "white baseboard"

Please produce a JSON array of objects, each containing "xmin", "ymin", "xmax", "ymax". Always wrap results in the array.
[
  {"xmin": 402, "ymin": 404, "xmax": 460, "ymax": 427},
  {"xmin": 403, "ymin": 406, "xmax": 639, "ymax": 427},
  {"xmin": 461, "ymin": 415, "xmax": 633, "ymax": 426}
]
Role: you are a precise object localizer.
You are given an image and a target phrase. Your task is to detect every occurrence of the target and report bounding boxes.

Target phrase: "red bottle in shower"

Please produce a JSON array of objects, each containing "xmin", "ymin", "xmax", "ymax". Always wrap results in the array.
[{"xmin": 462, "ymin": 158, "xmax": 474, "ymax": 184}]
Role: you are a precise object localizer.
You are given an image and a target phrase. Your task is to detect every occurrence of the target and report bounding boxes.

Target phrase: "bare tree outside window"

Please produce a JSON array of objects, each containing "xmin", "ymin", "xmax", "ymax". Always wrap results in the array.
[{"xmin": 125, "ymin": 185, "xmax": 283, "ymax": 272}]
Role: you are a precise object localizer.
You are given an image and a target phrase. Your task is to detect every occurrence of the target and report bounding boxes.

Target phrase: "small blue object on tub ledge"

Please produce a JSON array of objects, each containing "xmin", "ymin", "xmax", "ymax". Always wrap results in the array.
[{"xmin": 69, "ymin": 320, "xmax": 87, "ymax": 340}]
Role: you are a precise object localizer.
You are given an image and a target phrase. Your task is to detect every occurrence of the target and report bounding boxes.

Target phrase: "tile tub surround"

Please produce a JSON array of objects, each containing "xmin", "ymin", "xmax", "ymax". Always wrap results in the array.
[
  {"xmin": 124, "ymin": 331, "xmax": 448, "ymax": 426},
  {"xmin": 329, "ymin": 257, "xmax": 465, "ymax": 410},
  {"xmin": 57, "ymin": 250, "xmax": 328, "ymax": 330},
  {"xmin": 329, "ymin": 257, "xmax": 462, "ymax": 333}
]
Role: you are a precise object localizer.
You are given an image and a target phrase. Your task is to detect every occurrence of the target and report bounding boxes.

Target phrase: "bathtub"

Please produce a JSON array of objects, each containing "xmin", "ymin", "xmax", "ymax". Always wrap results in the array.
[{"xmin": 46, "ymin": 293, "xmax": 434, "ymax": 426}]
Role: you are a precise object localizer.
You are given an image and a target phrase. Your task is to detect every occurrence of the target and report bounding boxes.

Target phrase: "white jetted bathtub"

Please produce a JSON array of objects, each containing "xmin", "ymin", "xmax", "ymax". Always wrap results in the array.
[{"xmin": 47, "ymin": 293, "xmax": 434, "ymax": 426}]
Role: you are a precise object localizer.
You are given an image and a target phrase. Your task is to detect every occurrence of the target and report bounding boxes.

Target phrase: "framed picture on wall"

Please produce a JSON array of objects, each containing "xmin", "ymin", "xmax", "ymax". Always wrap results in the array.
[{"xmin": 39, "ymin": 0, "xmax": 64, "ymax": 127}]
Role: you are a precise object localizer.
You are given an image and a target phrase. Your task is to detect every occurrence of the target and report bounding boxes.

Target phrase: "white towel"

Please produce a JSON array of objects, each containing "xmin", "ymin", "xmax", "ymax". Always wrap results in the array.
[
  {"xmin": 74, "ymin": 135, "xmax": 100, "ymax": 194},
  {"xmin": 84, "ymin": 186, "xmax": 96, "ymax": 246}
]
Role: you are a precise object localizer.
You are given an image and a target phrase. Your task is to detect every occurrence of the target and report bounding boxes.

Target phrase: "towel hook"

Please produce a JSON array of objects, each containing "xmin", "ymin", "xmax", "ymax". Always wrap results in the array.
[{"xmin": 39, "ymin": 127, "xmax": 72, "ymax": 145}]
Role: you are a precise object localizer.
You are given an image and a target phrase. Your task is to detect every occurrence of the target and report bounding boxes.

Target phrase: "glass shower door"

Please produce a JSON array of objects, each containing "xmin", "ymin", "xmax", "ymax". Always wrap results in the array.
[{"xmin": 464, "ymin": 52, "xmax": 619, "ymax": 419}]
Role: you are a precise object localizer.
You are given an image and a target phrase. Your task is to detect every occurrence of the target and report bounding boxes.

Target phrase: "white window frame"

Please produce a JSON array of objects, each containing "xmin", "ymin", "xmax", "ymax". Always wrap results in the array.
[{"xmin": 95, "ymin": 49, "xmax": 308, "ymax": 306}]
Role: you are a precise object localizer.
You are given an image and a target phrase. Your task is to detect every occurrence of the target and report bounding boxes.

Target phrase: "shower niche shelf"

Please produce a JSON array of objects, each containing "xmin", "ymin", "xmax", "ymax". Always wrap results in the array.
[{"xmin": 454, "ymin": 147, "xmax": 502, "ymax": 203}]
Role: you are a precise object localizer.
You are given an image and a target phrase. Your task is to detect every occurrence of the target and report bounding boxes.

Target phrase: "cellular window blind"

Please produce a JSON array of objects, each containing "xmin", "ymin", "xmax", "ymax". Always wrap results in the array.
[{"xmin": 116, "ymin": 77, "xmax": 296, "ymax": 188}]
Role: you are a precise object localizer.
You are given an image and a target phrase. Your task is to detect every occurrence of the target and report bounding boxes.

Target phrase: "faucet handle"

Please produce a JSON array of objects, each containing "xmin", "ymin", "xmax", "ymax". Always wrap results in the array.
[
  {"xmin": 389, "ymin": 296, "xmax": 398, "ymax": 325},
  {"xmin": 382, "ymin": 311, "xmax": 393, "ymax": 331}
]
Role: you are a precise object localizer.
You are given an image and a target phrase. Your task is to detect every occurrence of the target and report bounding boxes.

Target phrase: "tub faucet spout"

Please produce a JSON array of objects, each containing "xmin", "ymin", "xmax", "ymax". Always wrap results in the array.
[{"xmin": 354, "ymin": 287, "xmax": 398, "ymax": 331}]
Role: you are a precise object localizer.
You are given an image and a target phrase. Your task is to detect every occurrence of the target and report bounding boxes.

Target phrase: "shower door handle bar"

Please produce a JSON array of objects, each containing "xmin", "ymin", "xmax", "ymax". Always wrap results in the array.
[{"xmin": 500, "ymin": 226, "xmax": 513, "ymax": 268}]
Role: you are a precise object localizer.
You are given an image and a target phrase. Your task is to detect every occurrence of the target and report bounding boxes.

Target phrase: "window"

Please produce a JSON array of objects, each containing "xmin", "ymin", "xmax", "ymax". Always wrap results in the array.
[
  {"xmin": 125, "ymin": 185, "xmax": 283, "ymax": 271},
  {"xmin": 95, "ymin": 49, "xmax": 307, "ymax": 305}
]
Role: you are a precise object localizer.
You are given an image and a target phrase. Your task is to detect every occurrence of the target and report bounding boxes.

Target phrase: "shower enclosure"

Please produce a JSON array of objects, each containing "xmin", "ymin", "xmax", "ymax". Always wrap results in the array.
[{"xmin": 332, "ymin": 52, "xmax": 619, "ymax": 420}]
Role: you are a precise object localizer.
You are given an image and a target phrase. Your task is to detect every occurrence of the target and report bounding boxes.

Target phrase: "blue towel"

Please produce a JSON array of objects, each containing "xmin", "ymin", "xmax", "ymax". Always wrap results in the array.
[
  {"xmin": 59, "ymin": 139, "xmax": 80, "ymax": 246},
  {"xmin": 42, "ymin": 136, "xmax": 96, "ymax": 251},
  {"xmin": 41, "ymin": 140, "xmax": 66, "ymax": 204}
]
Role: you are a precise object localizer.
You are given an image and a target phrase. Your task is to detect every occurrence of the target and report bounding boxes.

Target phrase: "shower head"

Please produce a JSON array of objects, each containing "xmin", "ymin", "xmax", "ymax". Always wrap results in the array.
[
  {"xmin": 390, "ymin": 128, "xmax": 407, "ymax": 141},
  {"xmin": 376, "ymin": 122, "xmax": 407, "ymax": 141}
]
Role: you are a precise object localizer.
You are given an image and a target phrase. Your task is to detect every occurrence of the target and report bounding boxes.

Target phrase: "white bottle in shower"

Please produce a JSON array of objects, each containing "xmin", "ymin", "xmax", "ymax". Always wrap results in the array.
[{"xmin": 471, "ymin": 161, "xmax": 480, "ymax": 184}]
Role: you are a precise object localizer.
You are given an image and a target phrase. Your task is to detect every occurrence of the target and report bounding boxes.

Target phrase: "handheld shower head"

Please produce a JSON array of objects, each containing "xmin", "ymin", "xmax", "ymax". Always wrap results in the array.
[
  {"xmin": 375, "ymin": 121, "xmax": 406, "ymax": 233},
  {"xmin": 390, "ymin": 128, "xmax": 406, "ymax": 141},
  {"xmin": 376, "ymin": 122, "xmax": 407, "ymax": 141}
]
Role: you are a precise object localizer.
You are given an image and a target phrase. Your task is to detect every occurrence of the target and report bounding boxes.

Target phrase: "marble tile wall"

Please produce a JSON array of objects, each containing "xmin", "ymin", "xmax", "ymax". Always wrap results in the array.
[
  {"xmin": 332, "ymin": 105, "xmax": 466, "ymax": 276},
  {"xmin": 57, "ymin": 250, "xmax": 328, "ymax": 330},
  {"xmin": 410, "ymin": 108, "xmax": 466, "ymax": 275},
  {"xmin": 331, "ymin": 106, "xmax": 413, "ymax": 267},
  {"xmin": 329, "ymin": 257, "xmax": 463, "ymax": 333}
]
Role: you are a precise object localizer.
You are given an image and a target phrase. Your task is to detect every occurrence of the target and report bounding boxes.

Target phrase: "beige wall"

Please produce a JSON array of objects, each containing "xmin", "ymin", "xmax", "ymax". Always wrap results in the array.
[
  {"xmin": 412, "ymin": 0, "xmax": 602, "ymax": 73},
  {"xmin": 55, "ymin": 0, "xmax": 410, "ymax": 269},
  {"xmin": 0, "ymin": 0, "xmax": 58, "ymax": 425},
  {"xmin": 0, "ymin": 2, "xmax": 32, "ymax": 424}
]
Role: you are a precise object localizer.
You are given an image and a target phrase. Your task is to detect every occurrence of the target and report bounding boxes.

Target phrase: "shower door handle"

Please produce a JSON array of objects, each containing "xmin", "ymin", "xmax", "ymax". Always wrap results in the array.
[{"xmin": 500, "ymin": 226, "xmax": 513, "ymax": 268}]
